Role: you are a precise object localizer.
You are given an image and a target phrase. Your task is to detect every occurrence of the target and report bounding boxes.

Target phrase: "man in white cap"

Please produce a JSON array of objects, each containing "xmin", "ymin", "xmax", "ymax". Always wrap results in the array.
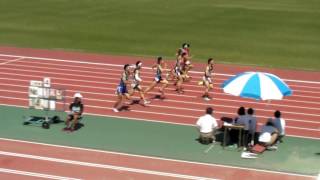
[{"xmin": 63, "ymin": 92, "xmax": 84, "ymax": 132}]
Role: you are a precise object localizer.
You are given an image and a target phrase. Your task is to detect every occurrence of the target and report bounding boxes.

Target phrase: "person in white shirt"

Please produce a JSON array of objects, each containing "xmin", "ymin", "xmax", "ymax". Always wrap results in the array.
[
  {"xmin": 196, "ymin": 107, "xmax": 218, "ymax": 144},
  {"xmin": 259, "ymin": 120, "xmax": 279, "ymax": 146},
  {"xmin": 273, "ymin": 110, "xmax": 285, "ymax": 143}
]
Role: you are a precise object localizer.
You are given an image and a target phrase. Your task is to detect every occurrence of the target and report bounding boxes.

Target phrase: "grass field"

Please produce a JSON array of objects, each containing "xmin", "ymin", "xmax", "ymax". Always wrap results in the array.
[{"xmin": 1, "ymin": 0, "xmax": 320, "ymax": 70}]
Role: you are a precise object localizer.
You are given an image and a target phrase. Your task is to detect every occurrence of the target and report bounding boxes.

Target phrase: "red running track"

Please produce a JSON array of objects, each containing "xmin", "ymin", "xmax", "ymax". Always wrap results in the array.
[
  {"xmin": 0, "ymin": 47, "xmax": 319, "ymax": 139},
  {"xmin": 0, "ymin": 46, "xmax": 319, "ymax": 179},
  {"xmin": 0, "ymin": 138, "xmax": 315, "ymax": 180}
]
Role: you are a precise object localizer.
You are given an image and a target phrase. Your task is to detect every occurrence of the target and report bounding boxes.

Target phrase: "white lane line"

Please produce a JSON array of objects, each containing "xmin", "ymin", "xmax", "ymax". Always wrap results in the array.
[
  {"xmin": 1, "ymin": 69, "xmax": 320, "ymax": 101},
  {"xmin": 1, "ymin": 102, "xmax": 320, "ymax": 140},
  {"xmin": 0, "ymin": 168, "xmax": 81, "ymax": 180},
  {"xmin": 1, "ymin": 64, "xmax": 319, "ymax": 95},
  {"xmin": 2, "ymin": 76, "xmax": 320, "ymax": 107},
  {"xmin": 1, "ymin": 86, "xmax": 320, "ymax": 126},
  {"xmin": 5, "ymin": 60, "xmax": 320, "ymax": 90},
  {"xmin": 0, "ymin": 53, "xmax": 319, "ymax": 85},
  {"xmin": 2, "ymin": 89, "xmax": 320, "ymax": 127},
  {"xmin": 0, "ymin": 137, "xmax": 317, "ymax": 179},
  {"xmin": 0, "ymin": 57, "xmax": 24, "ymax": 65},
  {"xmin": 1, "ymin": 80, "xmax": 320, "ymax": 116},
  {"xmin": 1, "ymin": 93, "xmax": 320, "ymax": 133},
  {"xmin": 0, "ymin": 151, "xmax": 218, "ymax": 180}
]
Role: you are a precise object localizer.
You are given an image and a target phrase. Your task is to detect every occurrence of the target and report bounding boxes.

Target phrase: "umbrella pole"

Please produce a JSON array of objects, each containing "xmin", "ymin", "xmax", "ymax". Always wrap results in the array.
[{"xmin": 266, "ymin": 100, "xmax": 271, "ymax": 107}]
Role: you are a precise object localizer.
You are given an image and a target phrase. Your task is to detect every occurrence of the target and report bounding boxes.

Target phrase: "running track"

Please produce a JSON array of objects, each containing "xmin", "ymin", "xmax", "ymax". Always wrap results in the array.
[{"xmin": 0, "ymin": 46, "xmax": 319, "ymax": 179}]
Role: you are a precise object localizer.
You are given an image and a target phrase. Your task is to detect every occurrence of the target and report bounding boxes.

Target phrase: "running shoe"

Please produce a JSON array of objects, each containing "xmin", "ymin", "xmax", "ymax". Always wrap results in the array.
[
  {"xmin": 203, "ymin": 96, "xmax": 212, "ymax": 101},
  {"xmin": 144, "ymin": 100, "xmax": 151, "ymax": 105},
  {"xmin": 112, "ymin": 108, "xmax": 119, "ymax": 112},
  {"xmin": 267, "ymin": 145, "xmax": 278, "ymax": 151}
]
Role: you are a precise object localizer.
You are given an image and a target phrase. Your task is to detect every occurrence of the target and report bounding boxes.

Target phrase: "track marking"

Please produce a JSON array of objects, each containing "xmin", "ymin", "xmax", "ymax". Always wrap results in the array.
[
  {"xmin": 2, "ymin": 91, "xmax": 320, "ymax": 131},
  {"xmin": 1, "ymin": 102, "xmax": 320, "ymax": 140},
  {"xmin": 1, "ymin": 93, "xmax": 320, "ymax": 133},
  {"xmin": 0, "ymin": 57, "xmax": 24, "ymax": 65},
  {"xmin": 0, "ymin": 53, "xmax": 319, "ymax": 84},
  {"xmin": 5, "ymin": 60, "xmax": 320, "ymax": 89},
  {"xmin": 1, "ymin": 86, "xmax": 320, "ymax": 124},
  {"xmin": 0, "ymin": 138, "xmax": 316, "ymax": 179},
  {"xmin": 0, "ymin": 151, "xmax": 219, "ymax": 180},
  {"xmin": 0, "ymin": 168, "xmax": 81, "ymax": 180},
  {"xmin": 1, "ymin": 69, "xmax": 320, "ymax": 101},
  {"xmin": 1, "ymin": 65, "xmax": 320, "ymax": 95},
  {"xmin": 2, "ymin": 62, "xmax": 320, "ymax": 98},
  {"xmin": 2, "ymin": 77, "xmax": 320, "ymax": 108}
]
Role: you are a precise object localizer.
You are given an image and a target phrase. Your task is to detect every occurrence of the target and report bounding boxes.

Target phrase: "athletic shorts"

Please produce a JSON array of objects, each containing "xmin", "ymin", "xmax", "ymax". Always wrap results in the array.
[
  {"xmin": 202, "ymin": 76, "xmax": 212, "ymax": 84},
  {"xmin": 155, "ymin": 76, "xmax": 163, "ymax": 83},
  {"xmin": 131, "ymin": 83, "xmax": 142, "ymax": 91},
  {"xmin": 174, "ymin": 67, "xmax": 181, "ymax": 76},
  {"xmin": 116, "ymin": 84, "xmax": 128, "ymax": 95}
]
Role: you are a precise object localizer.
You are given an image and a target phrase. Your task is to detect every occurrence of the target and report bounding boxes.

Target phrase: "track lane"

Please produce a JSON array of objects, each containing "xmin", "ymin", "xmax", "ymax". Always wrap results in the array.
[{"xmin": 0, "ymin": 139, "xmax": 315, "ymax": 180}]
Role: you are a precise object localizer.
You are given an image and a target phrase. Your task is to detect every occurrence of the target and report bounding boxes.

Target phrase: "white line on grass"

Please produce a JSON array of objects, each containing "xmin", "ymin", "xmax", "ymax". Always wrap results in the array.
[{"xmin": 204, "ymin": 144, "xmax": 215, "ymax": 153}]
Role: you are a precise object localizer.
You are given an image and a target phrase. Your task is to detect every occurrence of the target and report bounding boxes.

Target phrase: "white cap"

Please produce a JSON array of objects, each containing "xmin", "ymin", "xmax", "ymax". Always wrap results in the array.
[{"xmin": 73, "ymin": 92, "xmax": 83, "ymax": 98}]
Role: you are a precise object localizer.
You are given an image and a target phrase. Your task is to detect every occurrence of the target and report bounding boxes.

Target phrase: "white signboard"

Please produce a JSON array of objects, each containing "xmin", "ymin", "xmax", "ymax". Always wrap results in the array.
[{"xmin": 28, "ymin": 79, "xmax": 56, "ymax": 110}]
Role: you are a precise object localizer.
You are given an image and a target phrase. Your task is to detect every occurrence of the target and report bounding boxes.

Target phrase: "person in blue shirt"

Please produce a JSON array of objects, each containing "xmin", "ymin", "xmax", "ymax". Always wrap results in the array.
[{"xmin": 113, "ymin": 64, "xmax": 131, "ymax": 112}]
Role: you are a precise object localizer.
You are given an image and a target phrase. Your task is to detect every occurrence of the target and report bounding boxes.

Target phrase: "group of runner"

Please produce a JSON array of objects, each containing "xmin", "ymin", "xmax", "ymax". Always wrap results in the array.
[{"xmin": 112, "ymin": 43, "xmax": 215, "ymax": 112}]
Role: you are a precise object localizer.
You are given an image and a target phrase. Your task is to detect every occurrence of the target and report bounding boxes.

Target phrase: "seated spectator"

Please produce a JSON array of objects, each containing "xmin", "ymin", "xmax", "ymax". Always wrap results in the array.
[
  {"xmin": 196, "ymin": 107, "xmax": 218, "ymax": 144},
  {"xmin": 231, "ymin": 106, "xmax": 248, "ymax": 146},
  {"xmin": 63, "ymin": 93, "xmax": 84, "ymax": 132},
  {"xmin": 247, "ymin": 108, "xmax": 257, "ymax": 146},
  {"xmin": 258, "ymin": 120, "xmax": 279, "ymax": 148},
  {"xmin": 273, "ymin": 110, "xmax": 286, "ymax": 143}
]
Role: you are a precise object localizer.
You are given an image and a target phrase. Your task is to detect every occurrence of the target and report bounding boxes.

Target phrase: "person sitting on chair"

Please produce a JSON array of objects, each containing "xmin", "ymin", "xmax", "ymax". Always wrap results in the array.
[
  {"xmin": 230, "ymin": 106, "xmax": 247, "ymax": 145},
  {"xmin": 63, "ymin": 92, "xmax": 84, "ymax": 132},
  {"xmin": 196, "ymin": 107, "xmax": 218, "ymax": 144}
]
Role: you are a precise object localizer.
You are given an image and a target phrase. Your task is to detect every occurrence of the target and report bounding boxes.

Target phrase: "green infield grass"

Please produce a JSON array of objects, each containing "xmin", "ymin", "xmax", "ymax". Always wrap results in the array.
[
  {"xmin": 1, "ymin": 105, "xmax": 319, "ymax": 175},
  {"xmin": 0, "ymin": 0, "xmax": 320, "ymax": 70}
]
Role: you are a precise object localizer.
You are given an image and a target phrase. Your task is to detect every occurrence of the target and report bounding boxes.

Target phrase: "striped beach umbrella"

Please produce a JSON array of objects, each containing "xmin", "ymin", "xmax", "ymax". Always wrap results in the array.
[{"xmin": 221, "ymin": 72, "xmax": 292, "ymax": 100}]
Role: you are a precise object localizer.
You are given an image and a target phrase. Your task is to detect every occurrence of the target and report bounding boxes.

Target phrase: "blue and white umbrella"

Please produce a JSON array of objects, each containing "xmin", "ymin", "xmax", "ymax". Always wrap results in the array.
[{"xmin": 221, "ymin": 72, "xmax": 292, "ymax": 100}]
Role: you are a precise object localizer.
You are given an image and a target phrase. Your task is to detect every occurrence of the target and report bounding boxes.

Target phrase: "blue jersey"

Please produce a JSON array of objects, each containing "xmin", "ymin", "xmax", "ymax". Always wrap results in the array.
[
  {"xmin": 155, "ymin": 64, "xmax": 163, "ymax": 83},
  {"xmin": 117, "ymin": 71, "xmax": 129, "ymax": 94}
]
